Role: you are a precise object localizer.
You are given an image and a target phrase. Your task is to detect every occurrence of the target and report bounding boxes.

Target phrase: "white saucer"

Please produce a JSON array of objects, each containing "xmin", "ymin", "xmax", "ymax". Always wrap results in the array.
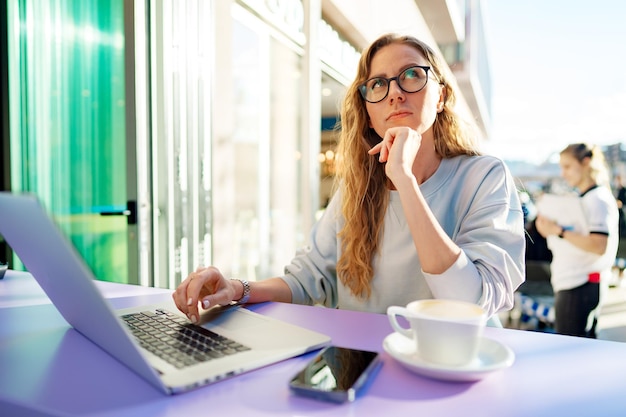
[{"xmin": 383, "ymin": 332, "xmax": 515, "ymax": 382}]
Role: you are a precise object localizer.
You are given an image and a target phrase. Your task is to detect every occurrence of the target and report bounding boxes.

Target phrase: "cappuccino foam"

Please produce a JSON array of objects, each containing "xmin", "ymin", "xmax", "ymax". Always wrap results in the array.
[{"xmin": 416, "ymin": 300, "xmax": 483, "ymax": 319}]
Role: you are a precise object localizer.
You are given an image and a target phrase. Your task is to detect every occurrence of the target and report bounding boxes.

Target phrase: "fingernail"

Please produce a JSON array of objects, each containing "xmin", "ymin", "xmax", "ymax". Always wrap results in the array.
[
  {"xmin": 187, "ymin": 297, "xmax": 193, "ymax": 306},
  {"xmin": 202, "ymin": 299, "xmax": 210, "ymax": 309},
  {"xmin": 190, "ymin": 315, "xmax": 198, "ymax": 324}
]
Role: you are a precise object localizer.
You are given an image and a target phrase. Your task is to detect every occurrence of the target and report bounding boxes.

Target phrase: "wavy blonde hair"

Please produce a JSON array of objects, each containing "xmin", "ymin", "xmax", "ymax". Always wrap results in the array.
[{"xmin": 334, "ymin": 33, "xmax": 481, "ymax": 299}]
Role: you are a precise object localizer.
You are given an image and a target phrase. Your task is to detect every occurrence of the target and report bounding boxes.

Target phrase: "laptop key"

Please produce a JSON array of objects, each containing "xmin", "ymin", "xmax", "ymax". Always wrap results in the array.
[{"xmin": 121, "ymin": 309, "xmax": 250, "ymax": 369}]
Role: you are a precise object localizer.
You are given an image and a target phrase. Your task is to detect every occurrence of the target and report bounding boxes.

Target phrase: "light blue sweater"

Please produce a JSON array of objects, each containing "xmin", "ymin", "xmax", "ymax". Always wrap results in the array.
[{"xmin": 281, "ymin": 155, "xmax": 526, "ymax": 318}]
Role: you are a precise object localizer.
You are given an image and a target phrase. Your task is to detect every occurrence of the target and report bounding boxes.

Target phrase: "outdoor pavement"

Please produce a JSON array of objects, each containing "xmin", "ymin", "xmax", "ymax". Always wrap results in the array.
[
  {"xmin": 597, "ymin": 280, "xmax": 626, "ymax": 342},
  {"xmin": 501, "ymin": 276, "xmax": 626, "ymax": 343}
]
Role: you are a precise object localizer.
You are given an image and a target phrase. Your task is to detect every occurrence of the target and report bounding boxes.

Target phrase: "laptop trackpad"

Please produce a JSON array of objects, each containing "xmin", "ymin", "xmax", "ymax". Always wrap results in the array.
[{"xmin": 200, "ymin": 306, "xmax": 266, "ymax": 330}]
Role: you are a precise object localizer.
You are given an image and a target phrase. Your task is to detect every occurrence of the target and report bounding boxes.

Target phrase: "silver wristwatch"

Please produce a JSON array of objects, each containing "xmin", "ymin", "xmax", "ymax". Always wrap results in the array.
[{"xmin": 232, "ymin": 279, "xmax": 251, "ymax": 304}]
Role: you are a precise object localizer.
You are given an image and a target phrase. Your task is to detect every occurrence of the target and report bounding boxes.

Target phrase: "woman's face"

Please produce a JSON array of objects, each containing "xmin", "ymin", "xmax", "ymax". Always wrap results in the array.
[
  {"xmin": 559, "ymin": 153, "xmax": 587, "ymax": 188},
  {"xmin": 364, "ymin": 43, "xmax": 444, "ymax": 140}
]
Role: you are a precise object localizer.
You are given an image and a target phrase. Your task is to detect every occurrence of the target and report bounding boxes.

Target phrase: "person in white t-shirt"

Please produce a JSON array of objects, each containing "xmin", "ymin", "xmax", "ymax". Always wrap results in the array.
[
  {"xmin": 536, "ymin": 143, "xmax": 619, "ymax": 337},
  {"xmin": 173, "ymin": 33, "xmax": 525, "ymax": 325}
]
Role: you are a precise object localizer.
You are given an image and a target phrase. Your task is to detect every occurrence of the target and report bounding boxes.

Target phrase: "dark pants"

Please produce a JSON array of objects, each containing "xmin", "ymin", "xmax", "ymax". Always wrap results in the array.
[{"xmin": 554, "ymin": 282, "xmax": 600, "ymax": 338}]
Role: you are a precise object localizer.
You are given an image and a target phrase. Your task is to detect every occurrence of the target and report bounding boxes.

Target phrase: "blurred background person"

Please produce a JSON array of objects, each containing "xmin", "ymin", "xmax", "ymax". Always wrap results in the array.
[{"xmin": 536, "ymin": 143, "xmax": 619, "ymax": 338}]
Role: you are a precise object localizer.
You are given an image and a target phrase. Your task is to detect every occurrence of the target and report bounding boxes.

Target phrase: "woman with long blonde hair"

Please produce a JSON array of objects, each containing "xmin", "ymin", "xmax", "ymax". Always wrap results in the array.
[{"xmin": 174, "ymin": 33, "xmax": 525, "ymax": 323}]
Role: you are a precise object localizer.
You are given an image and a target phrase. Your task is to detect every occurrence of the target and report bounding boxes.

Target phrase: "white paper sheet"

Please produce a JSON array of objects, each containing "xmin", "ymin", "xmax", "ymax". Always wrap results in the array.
[{"xmin": 535, "ymin": 193, "xmax": 589, "ymax": 235}]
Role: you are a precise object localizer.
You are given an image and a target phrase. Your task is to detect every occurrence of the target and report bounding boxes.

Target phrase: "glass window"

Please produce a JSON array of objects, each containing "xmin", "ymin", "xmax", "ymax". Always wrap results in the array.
[
  {"xmin": 7, "ymin": 0, "xmax": 128, "ymax": 282},
  {"xmin": 212, "ymin": 5, "xmax": 303, "ymax": 281}
]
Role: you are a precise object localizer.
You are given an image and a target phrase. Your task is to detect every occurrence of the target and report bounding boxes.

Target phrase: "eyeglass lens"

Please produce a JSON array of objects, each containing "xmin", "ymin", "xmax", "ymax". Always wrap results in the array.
[{"xmin": 360, "ymin": 66, "xmax": 429, "ymax": 103}]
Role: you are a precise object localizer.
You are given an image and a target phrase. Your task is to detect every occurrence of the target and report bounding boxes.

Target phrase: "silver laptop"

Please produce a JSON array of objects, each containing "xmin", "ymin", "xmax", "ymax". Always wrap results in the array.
[{"xmin": 0, "ymin": 192, "xmax": 330, "ymax": 394}]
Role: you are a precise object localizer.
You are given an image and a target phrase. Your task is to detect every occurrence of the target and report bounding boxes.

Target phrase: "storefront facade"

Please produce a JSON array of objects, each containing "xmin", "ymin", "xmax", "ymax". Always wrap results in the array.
[{"xmin": 1, "ymin": 0, "xmax": 491, "ymax": 289}]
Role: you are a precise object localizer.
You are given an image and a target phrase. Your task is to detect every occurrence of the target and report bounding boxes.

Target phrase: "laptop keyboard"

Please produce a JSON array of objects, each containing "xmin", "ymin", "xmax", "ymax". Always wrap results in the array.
[{"xmin": 122, "ymin": 309, "xmax": 251, "ymax": 369}]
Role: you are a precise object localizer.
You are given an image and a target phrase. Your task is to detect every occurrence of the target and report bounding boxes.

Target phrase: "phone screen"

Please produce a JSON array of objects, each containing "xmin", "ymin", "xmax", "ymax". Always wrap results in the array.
[{"xmin": 289, "ymin": 346, "xmax": 381, "ymax": 403}]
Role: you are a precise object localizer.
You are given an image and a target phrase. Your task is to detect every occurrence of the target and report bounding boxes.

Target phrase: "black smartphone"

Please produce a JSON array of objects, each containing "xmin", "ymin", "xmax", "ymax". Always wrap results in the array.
[
  {"xmin": 289, "ymin": 345, "xmax": 382, "ymax": 403},
  {"xmin": 0, "ymin": 263, "xmax": 7, "ymax": 280}
]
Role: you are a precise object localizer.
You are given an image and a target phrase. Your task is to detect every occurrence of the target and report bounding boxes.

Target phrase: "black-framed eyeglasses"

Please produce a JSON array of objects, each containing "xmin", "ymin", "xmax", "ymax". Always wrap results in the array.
[{"xmin": 358, "ymin": 65, "xmax": 433, "ymax": 103}]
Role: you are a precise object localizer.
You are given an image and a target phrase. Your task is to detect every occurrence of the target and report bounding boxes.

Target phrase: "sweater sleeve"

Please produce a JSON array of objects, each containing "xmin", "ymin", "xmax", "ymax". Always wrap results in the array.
[
  {"xmin": 424, "ymin": 158, "xmax": 526, "ymax": 317},
  {"xmin": 279, "ymin": 192, "xmax": 341, "ymax": 308}
]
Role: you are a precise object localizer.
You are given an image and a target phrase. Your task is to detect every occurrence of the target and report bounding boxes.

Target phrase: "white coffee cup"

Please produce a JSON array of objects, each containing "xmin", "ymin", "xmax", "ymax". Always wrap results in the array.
[{"xmin": 387, "ymin": 299, "xmax": 487, "ymax": 367}]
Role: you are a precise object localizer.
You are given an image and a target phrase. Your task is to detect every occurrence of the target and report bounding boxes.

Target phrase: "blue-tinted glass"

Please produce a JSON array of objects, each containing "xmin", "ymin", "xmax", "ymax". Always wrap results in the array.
[{"xmin": 8, "ymin": 0, "xmax": 128, "ymax": 282}]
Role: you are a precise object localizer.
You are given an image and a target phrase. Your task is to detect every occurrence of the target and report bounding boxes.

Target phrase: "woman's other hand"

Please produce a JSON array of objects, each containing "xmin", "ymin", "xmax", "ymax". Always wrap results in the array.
[{"xmin": 172, "ymin": 266, "xmax": 237, "ymax": 323}]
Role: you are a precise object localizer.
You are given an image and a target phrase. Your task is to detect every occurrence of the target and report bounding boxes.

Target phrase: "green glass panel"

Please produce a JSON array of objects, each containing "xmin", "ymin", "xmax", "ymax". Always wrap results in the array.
[{"xmin": 7, "ymin": 0, "xmax": 127, "ymax": 282}]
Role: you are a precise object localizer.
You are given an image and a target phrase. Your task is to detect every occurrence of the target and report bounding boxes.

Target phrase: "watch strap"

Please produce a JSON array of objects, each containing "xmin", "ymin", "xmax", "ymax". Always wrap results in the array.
[{"xmin": 232, "ymin": 279, "xmax": 251, "ymax": 304}]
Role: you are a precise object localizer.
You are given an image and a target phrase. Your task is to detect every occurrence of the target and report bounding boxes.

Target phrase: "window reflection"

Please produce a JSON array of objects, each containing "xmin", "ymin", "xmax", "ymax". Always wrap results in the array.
[{"xmin": 213, "ymin": 5, "xmax": 303, "ymax": 281}]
